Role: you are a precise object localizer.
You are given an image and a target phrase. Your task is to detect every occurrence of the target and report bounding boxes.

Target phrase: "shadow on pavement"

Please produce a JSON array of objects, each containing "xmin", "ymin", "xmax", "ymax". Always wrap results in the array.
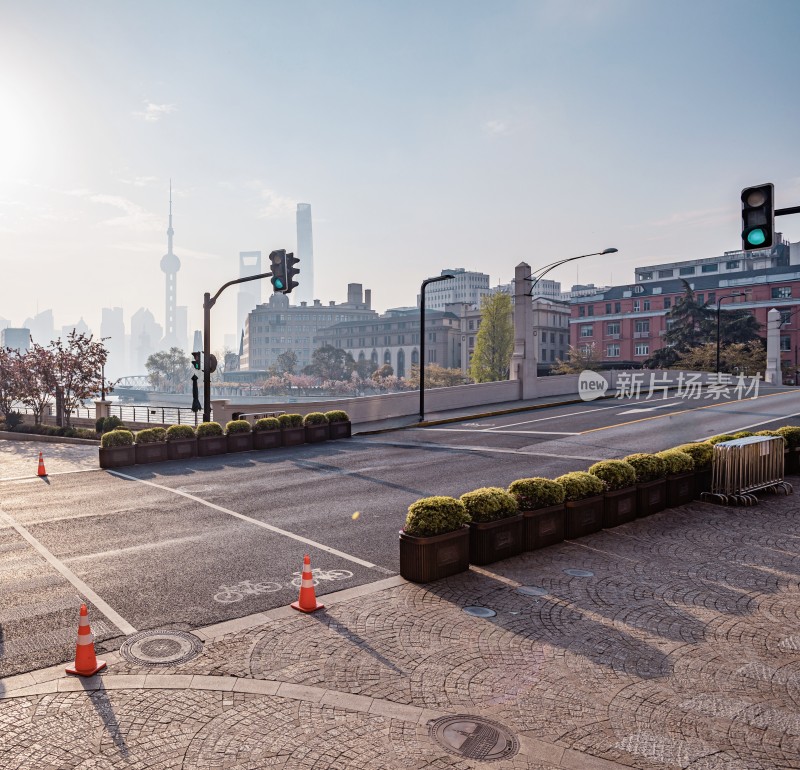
[{"xmin": 82, "ymin": 681, "xmax": 129, "ymax": 758}]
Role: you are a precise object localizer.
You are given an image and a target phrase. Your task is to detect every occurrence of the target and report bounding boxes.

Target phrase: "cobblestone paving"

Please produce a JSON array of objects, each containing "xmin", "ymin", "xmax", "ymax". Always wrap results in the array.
[
  {"xmin": 0, "ymin": 439, "xmax": 98, "ymax": 480},
  {"xmin": 1, "ymin": 490, "xmax": 799, "ymax": 768}
]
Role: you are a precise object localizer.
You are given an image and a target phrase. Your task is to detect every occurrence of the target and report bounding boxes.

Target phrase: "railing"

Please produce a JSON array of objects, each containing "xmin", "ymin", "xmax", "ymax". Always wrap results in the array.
[{"xmin": 14, "ymin": 404, "xmax": 200, "ymax": 426}]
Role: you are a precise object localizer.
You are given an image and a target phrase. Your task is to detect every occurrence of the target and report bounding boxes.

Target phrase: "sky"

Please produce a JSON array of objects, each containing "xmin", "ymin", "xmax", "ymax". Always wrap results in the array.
[{"xmin": 1, "ymin": 0, "xmax": 799, "ymax": 355}]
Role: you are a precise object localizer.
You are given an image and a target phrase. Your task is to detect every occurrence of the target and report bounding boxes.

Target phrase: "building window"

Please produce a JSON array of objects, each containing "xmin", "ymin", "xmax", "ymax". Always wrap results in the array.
[
  {"xmin": 607, "ymin": 322, "xmax": 620, "ymax": 336},
  {"xmin": 638, "ymin": 272, "xmax": 653, "ymax": 281},
  {"xmin": 658, "ymin": 269, "xmax": 673, "ymax": 278},
  {"xmin": 679, "ymin": 266, "xmax": 695, "ymax": 276},
  {"xmin": 643, "ymin": 300, "xmax": 651, "ymax": 311},
  {"xmin": 384, "ymin": 351, "xmax": 391, "ymax": 365},
  {"xmin": 579, "ymin": 306, "xmax": 585, "ymax": 317},
  {"xmin": 726, "ymin": 260, "xmax": 740, "ymax": 270},
  {"xmin": 580, "ymin": 325, "xmax": 593, "ymax": 337},
  {"xmin": 550, "ymin": 332, "xmax": 556, "ymax": 343},
  {"xmin": 635, "ymin": 320, "xmax": 650, "ymax": 334},
  {"xmin": 606, "ymin": 344, "xmax": 620, "ymax": 357},
  {"xmin": 697, "ymin": 293, "xmax": 704, "ymax": 304},
  {"xmin": 780, "ymin": 336, "xmax": 792, "ymax": 352},
  {"xmin": 664, "ymin": 298, "xmax": 671, "ymax": 309},
  {"xmin": 772, "ymin": 286, "xmax": 792, "ymax": 299},
  {"xmin": 428, "ymin": 349, "xmax": 436, "ymax": 362},
  {"xmin": 468, "ymin": 320, "xmax": 474, "ymax": 330},
  {"xmin": 634, "ymin": 343, "xmax": 649, "ymax": 356},
  {"xmin": 587, "ymin": 306, "xmax": 594, "ymax": 316},
  {"xmin": 708, "ymin": 292, "xmax": 716, "ymax": 304},
  {"xmin": 701, "ymin": 264, "xmax": 719, "ymax": 273},
  {"xmin": 633, "ymin": 300, "xmax": 640, "ymax": 312},
  {"xmin": 614, "ymin": 302, "xmax": 621, "ymax": 313},
  {"xmin": 780, "ymin": 310, "xmax": 792, "ymax": 325},
  {"xmin": 605, "ymin": 303, "xmax": 612, "ymax": 314}
]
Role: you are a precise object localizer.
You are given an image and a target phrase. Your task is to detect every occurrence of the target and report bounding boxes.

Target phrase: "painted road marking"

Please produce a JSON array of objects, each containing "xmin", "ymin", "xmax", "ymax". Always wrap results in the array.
[
  {"xmin": 108, "ymin": 471, "xmax": 377, "ymax": 569},
  {"xmin": 423, "ymin": 428, "xmax": 581, "ymax": 436},
  {"xmin": 0, "ymin": 507, "xmax": 137, "ymax": 636},
  {"xmin": 696, "ymin": 409, "xmax": 800, "ymax": 440},
  {"xmin": 616, "ymin": 402, "xmax": 680, "ymax": 415},
  {"xmin": 362, "ymin": 439, "xmax": 606, "ymax": 461}
]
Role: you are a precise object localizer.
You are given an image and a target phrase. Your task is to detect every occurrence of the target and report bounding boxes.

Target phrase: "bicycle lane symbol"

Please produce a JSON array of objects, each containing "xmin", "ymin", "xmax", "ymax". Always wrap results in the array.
[{"xmin": 213, "ymin": 580, "xmax": 283, "ymax": 603}]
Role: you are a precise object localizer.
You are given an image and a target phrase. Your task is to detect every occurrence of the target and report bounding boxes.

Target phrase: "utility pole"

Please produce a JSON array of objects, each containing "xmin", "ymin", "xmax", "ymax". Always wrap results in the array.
[{"xmin": 419, "ymin": 274, "xmax": 454, "ymax": 423}]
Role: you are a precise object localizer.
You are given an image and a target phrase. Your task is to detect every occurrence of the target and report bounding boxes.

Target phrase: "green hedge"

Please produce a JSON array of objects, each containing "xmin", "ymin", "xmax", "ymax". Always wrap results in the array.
[
  {"xmin": 507, "ymin": 477, "xmax": 565, "ymax": 510},
  {"xmin": 278, "ymin": 413, "xmax": 304, "ymax": 429},
  {"xmin": 135, "ymin": 427, "xmax": 167, "ymax": 444},
  {"xmin": 225, "ymin": 419, "xmax": 251, "ymax": 434},
  {"xmin": 166, "ymin": 424, "xmax": 196, "ymax": 441},
  {"xmin": 459, "ymin": 487, "xmax": 518, "ymax": 523},
  {"xmin": 254, "ymin": 417, "xmax": 280, "ymax": 432},
  {"xmin": 623, "ymin": 453, "xmax": 667, "ymax": 482},
  {"xmin": 101, "ymin": 429, "xmax": 134, "ymax": 448},
  {"xmin": 196, "ymin": 421, "xmax": 223, "ymax": 438},
  {"xmin": 672, "ymin": 442, "xmax": 713, "ymax": 470},
  {"xmin": 655, "ymin": 449, "xmax": 694, "ymax": 475},
  {"xmin": 554, "ymin": 471, "xmax": 605, "ymax": 502},
  {"xmin": 303, "ymin": 412, "xmax": 329, "ymax": 426},
  {"xmin": 324, "ymin": 410, "xmax": 350, "ymax": 423},
  {"xmin": 777, "ymin": 425, "xmax": 800, "ymax": 450},
  {"xmin": 404, "ymin": 496, "xmax": 470, "ymax": 537},
  {"xmin": 588, "ymin": 460, "xmax": 636, "ymax": 491}
]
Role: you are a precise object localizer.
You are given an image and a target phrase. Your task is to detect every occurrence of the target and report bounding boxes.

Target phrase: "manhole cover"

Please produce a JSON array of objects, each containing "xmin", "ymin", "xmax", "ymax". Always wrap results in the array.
[
  {"xmin": 429, "ymin": 715, "xmax": 519, "ymax": 761},
  {"xmin": 564, "ymin": 568, "xmax": 594, "ymax": 577},
  {"xmin": 517, "ymin": 586, "xmax": 548, "ymax": 597},
  {"xmin": 120, "ymin": 630, "xmax": 204, "ymax": 666},
  {"xmin": 463, "ymin": 606, "xmax": 496, "ymax": 618}
]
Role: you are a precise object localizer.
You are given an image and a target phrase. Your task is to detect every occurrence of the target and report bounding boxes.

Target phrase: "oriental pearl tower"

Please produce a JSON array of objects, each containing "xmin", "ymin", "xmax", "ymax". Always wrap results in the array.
[{"xmin": 160, "ymin": 182, "xmax": 180, "ymax": 346}]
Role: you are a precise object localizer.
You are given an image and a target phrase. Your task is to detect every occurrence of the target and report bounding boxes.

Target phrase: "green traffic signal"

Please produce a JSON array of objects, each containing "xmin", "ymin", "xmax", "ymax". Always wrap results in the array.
[
  {"xmin": 746, "ymin": 228, "xmax": 767, "ymax": 246},
  {"xmin": 274, "ymin": 278, "xmax": 285, "ymax": 290}
]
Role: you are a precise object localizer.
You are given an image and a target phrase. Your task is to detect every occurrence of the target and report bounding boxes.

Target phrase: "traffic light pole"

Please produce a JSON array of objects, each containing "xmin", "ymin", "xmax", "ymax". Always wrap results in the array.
[
  {"xmin": 419, "ymin": 274, "xmax": 454, "ymax": 423},
  {"xmin": 202, "ymin": 271, "xmax": 273, "ymax": 423}
]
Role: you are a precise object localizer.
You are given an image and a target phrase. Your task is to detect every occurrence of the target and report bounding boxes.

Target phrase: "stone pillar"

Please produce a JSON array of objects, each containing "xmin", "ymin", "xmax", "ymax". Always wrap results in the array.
[
  {"xmin": 765, "ymin": 307, "xmax": 782, "ymax": 385},
  {"xmin": 94, "ymin": 400, "xmax": 110, "ymax": 420},
  {"xmin": 510, "ymin": 262, "xmax": 538, "ymax": 399}
]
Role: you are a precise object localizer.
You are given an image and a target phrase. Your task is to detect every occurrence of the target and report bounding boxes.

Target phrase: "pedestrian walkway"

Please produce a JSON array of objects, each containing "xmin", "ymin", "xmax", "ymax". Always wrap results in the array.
[
  {"xmin": 1, "ymin": 486, "xmax": 799, "ymax": 768},
  {"xmin": 0, "ymin": 439, "xmax": 99, "ymax": 481}
]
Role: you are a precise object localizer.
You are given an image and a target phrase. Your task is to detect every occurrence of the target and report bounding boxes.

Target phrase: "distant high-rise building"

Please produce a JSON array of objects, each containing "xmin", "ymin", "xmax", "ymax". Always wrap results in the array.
[
  {"xmin": 1, "ymin": 328, "xmax": 31, "ymax": 352},
  {"xmin": 0, "ymin": 317, "xmax": 9, "ymax": 331},
  {"xmin": 62, "ymin": 318, "xmax": 91, "ymax": 338},
  {"xmin": 130, "ymin": 308, "xmax": 162, "ymax": 373},
  {"xmin": 23, "ymin": 309, "xmax": 56, "ymax": 345},
  {"xmin": 101, "ymin": 308, "xmax": 126, "ymax": 379},
  {"xmin": 418, "ymin": 269, "xmax": 492, "ymax": 310},
  {"xmin": 237, "ymin": 251, "xmax": 262, "ymax": 338},
  {"xmin": 175, "ymin": 306, "xmax": 188, "ymax": 353},
  {"xmin": 192, "ymin": 329, "xmax": 203, "ymax": 353},
  {"xmin": 295, "ymin": 203, "xmax": 314, "ymax": 306},
  {"xmin": 160, "ymin": 182, "xmax": 181, "ymax": 347}
]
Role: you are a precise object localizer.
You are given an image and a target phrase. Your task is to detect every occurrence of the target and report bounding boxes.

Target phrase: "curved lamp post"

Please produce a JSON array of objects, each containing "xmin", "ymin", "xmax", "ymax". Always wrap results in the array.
[
  {"xmin": 419, "ymin": 273, "xmax": 455, "ymax": 422},
  {"xmin": 525, "ymin": 248, "xmax": 618, "ymax": 297},
  {"xmin": 100, "ymin": 336, "xmax": 111, "ymax": 401},
  {"xmin": 715, "ymin": 292, "xmax": 745, "ymax": 373}
]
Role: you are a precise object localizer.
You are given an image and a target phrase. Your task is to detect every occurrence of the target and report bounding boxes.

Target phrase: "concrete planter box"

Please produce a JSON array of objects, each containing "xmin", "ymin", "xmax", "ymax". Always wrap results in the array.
[
  {"xmin": 134, "ymin": 442, "xmax": 168, "ymax": 464},
  {"xmin": 98, "ymin": 445, "xmax": 136, "ymax": 469},
  {"xmin": 666, "ymin": 472, "xmax": 695, "ymax": 508},
  {"xmin": 565, "ymin": 495, "xmax": 604, "ymax": 539},
  {"xmin": 522, "ymin": 504, "xmax": 565, "ymax": 551},
  {"xmin": 637, "ymin": 479, "xmax": 667, "ymax": 516},
  {"xmin": 305, "ymin": 424, "xmax": 330, "ymax": 443},
  {"xmin": 468, "ymin": 514, "xmax": 524, "ymax": 566},
  {"xmin": 694, "ymin": 468, "xmax": 713, "ymax": 498},
  {"xmin": 253, "ymin": 430, "xmax": 281, "ymax": 450},
  {"xmin": 399, "ymin": 526, "xmax": 470, "ymax": 583},
  {"xmin": 603, "ymin": 487, "xmax": 637, "ymax": 528},
  {"xmin": 226, "ymin": 433, "xmax": 253, "ymax": 453},
  {"xmin": 785, "ymin": 448, "xmax": 800, "ymax": 475},
  {"xmin": 167, "ymin": 438, "xmax": 197, "ymax": 461},
  {"xmin": 328, "ymin": 421, "xmax": 352, "ymax": 440},
  {"xmin": 197, "ymin": 435, "xmax": 228, "ymax": 457},
  {"xmin": 281, "ymin": 426, "xmax": 306, "ymax": 447}
]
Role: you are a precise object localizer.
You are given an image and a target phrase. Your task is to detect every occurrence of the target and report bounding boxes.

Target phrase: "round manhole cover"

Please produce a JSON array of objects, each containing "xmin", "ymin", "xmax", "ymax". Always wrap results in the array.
[
  {"xmin": 429, "ymin": 715, "xmax": 519, "ymax": 761},
  {"xmin": 517, "ymin": 585, "xmax": 548, "ymax": 597},
  {"xmin": 564, "ymin": 568, "xmax": 594, "ymax": 577},
  {"xmin": 121, "ymin": 630, "xmax": 204, "ymax": 666},
  {"xmin": 463, "ymin": 606, "xmax": 496, "ymax": 618}
]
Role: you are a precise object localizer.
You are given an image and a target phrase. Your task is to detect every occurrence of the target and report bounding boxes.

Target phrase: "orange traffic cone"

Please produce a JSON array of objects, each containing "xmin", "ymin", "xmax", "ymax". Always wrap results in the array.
[
  {"xmin": 65, "ymin": 604, "xmax": 107, "ymax": 676},
  {"xmin": 37, "ymin": 452, "xmax": 47, "ymax": 477},
  {"xmin": 291, "ymin": 554, "xmax": 324, "ymax": 613}
]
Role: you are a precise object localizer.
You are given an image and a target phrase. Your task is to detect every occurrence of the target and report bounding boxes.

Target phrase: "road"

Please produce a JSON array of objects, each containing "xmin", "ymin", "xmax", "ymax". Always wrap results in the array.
[{"xmin": 2, "ymin": 386, "xmax": 800, "ymax": 678}]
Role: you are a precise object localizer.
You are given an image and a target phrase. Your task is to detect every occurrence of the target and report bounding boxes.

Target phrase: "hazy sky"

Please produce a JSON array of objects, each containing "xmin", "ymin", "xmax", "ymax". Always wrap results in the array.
[{"xmin": 2, "ymin": 0, "xmax": 799, "ymax": 351}]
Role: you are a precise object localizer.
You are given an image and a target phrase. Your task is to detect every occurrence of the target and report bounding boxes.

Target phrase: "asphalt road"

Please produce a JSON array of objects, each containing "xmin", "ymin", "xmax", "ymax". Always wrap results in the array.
[{"xmin": 2, "ymin": 386, "xmax": 800, "ymax": 678}]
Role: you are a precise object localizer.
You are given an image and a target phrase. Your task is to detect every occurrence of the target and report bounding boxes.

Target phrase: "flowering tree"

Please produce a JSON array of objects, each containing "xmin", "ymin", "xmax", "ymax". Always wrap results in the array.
[
  {"xmin": 51, "ymin": 331, "xmax": 109, "ymax": 426},
  {"xmin": 0, "ymin": 347, "xmax": 24, "ymax": 422},
  {"xmin": 15, "ymin": 343, "xmax": 57, "ymax": 424}
]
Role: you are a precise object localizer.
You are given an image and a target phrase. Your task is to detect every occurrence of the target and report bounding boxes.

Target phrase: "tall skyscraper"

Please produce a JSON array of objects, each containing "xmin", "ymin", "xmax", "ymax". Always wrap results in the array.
[
  {"xmin": 101, "ymin": 307, "xmax": 126, "ymax": 380},
  {"xmin": 237, "ymin": 251, "xmax": 262, "ymax": 337},
  {"xmin": 295, "ymin": 203, "xmax": 314, "ymax": 305},
  {"xmin": 160, "ymin": 182, "xmax": 181, "ymax": 347}
]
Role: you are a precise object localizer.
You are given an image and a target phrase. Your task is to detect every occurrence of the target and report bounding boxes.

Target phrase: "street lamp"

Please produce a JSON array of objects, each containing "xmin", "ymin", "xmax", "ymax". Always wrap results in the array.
[
  {"xmin": 715, "ymin": 293, "xmax": 745, "ymax": 373},
  {"xmin": 419, "ymin": 273, "xmax": 455, "ymax": 422},
  {"xmin": 525, "ymin": 248, "xmax": 618, "ymax": 297},
  {"xmin": 100, "ymin": 336, "xmax": 111, "ymax": 401}
]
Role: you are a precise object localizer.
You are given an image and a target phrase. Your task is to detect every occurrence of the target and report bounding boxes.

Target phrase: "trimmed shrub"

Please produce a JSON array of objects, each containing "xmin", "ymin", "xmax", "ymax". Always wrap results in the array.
[
  {"xmin": 303, "ymin": 412, "xmax": 329, "ymax": 426},
  {"xmin": 101, "ymin": 429, "xmax": 134, "ymax": 448},
  {"xmin": 673, "ymin": 442, "xmax": 714, "ymax": 470},
  {"xmin": 254, "ymin": 417, "xmax": 280, "ymax": 432},
  {"xmin": 656, "ymin": 449, "xmax": 694, "ymax": 475},
  {"xmin": 588, "ymin": 460, "xmax": 636, "ymax": 491},
  {"xmin": 278, "ymin": 413, "xmax": 304, "ymax": 429},
  {"xmin": 5, "ymin": 411, "xmax": 23, "ymax": 430},
  {"xmin": 623, "ymin": 453, "xmax": 667, "ymax": 482},
  {"xmin": 225, "ymin": 419, "xmax": 251, "ymax": 434},
  {"xmin": 459, "ymin": 487, "xmax": 519, "ymax": 523},
  {"xmin": 325, "ymin": 410, "xmax": 350, "ymax": 423},
  {"xmin": 404, "ymin": 496, "xmax": 471, "ymax": 537},
  {"xmin": 554, "ymin": 471, "xmax": 605, "ymax": 502},
  {"xmin": 135, "ymin": 427, "xmax": 167, "ymax": 444},
  {"xmin": 777, "ymin": 425, "xmax": 800, "ymax": 450},
  {"xmin": 707, "ymin": 434, "xmax": 736, "ymax": 445},
  {"xmin": 507, "ymin": 477, "xmax": 565, "ymax": 510},
  {"xmin": 196, "ymin": 421, "xmax": 223, "ymax": 438},
  {"xmin": 731, "ymin": 431, "xmax": 754, "ymax": 439},
  {"xmin": 754, "ymin": 430, "xmax": 786, "ymax": 445},
  {"xmin": 166, "ymin": 424, "xmax": 196, "ymax": 441},
  {"xmin": 99, "ymin": 415, "xmax": 124, "ymax": 434}
]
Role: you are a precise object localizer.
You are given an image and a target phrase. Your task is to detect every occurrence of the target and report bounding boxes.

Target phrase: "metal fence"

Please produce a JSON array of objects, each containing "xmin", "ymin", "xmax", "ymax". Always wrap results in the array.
[
  {"xmin": 704, "ymin": 436, "xmax": 792, "ymax": 505},
  {"xmin": 14, "ymin": 404, "xmax": 200, "ymax": 426}
]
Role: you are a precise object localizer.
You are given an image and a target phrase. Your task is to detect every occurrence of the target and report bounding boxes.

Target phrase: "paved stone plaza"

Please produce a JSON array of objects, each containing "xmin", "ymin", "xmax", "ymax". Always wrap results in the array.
[{"xmin": 1, "ymin": 488, "xmax": 799, "ymax": 769}]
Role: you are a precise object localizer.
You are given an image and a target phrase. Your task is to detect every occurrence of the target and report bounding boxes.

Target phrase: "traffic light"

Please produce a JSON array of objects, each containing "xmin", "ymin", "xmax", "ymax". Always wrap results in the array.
[
  {"xmin": 741, "ymin": 183, "xmax": 774, "ymax": 251},
  {"xmin": 284, "ymin": 252, "xmax": 300, "ymax": 294},
  {"xmin": 269, "ymin": 249, "xmax": 288, "ymax": 292},
  {"xmin": 192, "ymin": 351, "xmax": 201, "ymax": 370}
]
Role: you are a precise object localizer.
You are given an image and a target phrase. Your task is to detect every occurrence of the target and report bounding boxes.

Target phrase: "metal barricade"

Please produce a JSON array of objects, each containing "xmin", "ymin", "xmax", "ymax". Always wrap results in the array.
[{"xmin": 703, "ymin": 436, "xmax": 792, "ymax": 506}]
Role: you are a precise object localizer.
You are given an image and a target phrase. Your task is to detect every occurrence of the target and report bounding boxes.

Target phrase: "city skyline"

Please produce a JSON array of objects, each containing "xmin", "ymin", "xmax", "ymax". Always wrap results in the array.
[{"xmin": 1, "ymin": 1, "xmax": 799, "ymax": 353}]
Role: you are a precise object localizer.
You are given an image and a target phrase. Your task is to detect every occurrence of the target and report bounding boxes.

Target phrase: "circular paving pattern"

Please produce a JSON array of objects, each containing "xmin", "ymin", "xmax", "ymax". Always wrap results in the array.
[
  {"xmin": 428, "ymin": 714, "xmax": 520, "ymax": 762},
  {"xmin": 120, "ymin": 630, "xmax": 204, "ymax": 666}
]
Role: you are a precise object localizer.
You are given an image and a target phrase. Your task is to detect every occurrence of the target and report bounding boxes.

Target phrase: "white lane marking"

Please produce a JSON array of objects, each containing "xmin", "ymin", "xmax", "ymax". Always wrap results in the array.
[
  {"xmin": 0, "ymin": 507, "xmax": 137, "ymax": 636},
  {"xmin": 362, "ymin": 440, "xmax": 606, "ymax": 461},
  {"xmin": 422, "ymin": 429, "xmax": 580, "ymax": 436},
  {"xmin": 62, "ymin": 534, "xmax": 209, "ymax": 564},
  {"xmin": 616, "ymin": 403, "xmax": 679, "ymax": 415},
  {"xmin": 696, "ymin": 410, "xmax": 800, "ymax": 441},
  {"xmin": 108, "ymin": 471, "xmax": 376, "ymax": 569}
]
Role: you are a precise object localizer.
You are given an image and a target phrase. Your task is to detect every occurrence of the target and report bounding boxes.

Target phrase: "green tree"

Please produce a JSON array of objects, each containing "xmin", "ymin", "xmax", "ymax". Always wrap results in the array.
[
  {"xmin": 303, "ymin": 345, "xmax": 356, "ymax": 380},
  {"xmin": 269, "ymin": 350, "xmax": 298, "ymax": 376},
  {"xmin": 469, "ymin": 292, "xmax": 514, "ymax": 383},
  {"xmin": 552, "ymin": 342, "xmax": 601, "ymax": 373},
  {"xmin": 145, "ymin": 347, "xmax": 191, "ymax": 392},
  {"xmin": 407, "ymin": 363, "xmax": 469, "ymax": 388},
  {"xmin": 674, "ymin": 340, "xmax": 766, "ymax": 375}
]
